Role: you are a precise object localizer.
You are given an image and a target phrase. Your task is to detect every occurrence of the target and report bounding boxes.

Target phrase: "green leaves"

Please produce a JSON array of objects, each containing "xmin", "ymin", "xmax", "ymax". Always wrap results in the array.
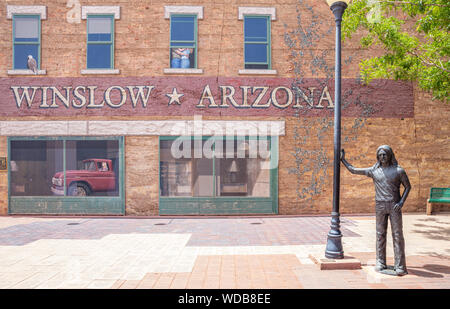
[{"xmin": 342, "ymin": 0, "xmax": 450, "ymax": 102}]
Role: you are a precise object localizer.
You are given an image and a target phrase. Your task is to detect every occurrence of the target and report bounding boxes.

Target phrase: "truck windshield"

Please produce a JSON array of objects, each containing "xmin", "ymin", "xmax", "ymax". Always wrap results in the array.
[{"xmin": 83, "ymin": 161, "xmax": 96, "ymax": 171}]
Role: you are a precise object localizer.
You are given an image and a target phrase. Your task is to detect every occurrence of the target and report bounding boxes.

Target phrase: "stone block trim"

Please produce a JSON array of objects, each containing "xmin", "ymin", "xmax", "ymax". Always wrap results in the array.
[
  {"xmin": 164, "ymin": 6, "xmax": 204, "ymax": 19},
  {"xmin": 238, "ymin": 7, "xmax": 276, "ymax": 20},
  {"xmin": 163, "ymin": 68, "xmax": 203, "ymax": 74},
  {"xmin": 6, "ymin": 5, "xmax": 47, "ymax": 19},
  {"xmin": 0, "ymin": 120, "xmax": 285, "ymax": 137},
  {"xmin": 81, "ymin": 6, "xmax": 121, "ymax": 19},
  {"xmin": 7, "ymin": 69, "xmax": 46, "ymax": 76},
  {"xmin": 238, "ymin": 69, "xmax": 277, "ymax": 75},
  {"xmin": 80, "ymin": 69, "xmax": 120, "ymax": 75}
]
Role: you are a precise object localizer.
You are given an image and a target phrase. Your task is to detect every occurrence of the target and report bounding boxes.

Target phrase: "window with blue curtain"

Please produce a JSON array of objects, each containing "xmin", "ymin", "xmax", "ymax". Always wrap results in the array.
[
  {"xmin": 170, "ymin": 15, "xmax": 197, "ymax": 69},
  {"xmin": 13, "ymin": 15, "xmax": 40, "ymax": 70},
  {"xmin": 87, "ymin": 15, "xmax": 114, "ymax": 69},
  {"xmin": 244, "ymin": 16, "xmax": 270, "ymax": 70}
]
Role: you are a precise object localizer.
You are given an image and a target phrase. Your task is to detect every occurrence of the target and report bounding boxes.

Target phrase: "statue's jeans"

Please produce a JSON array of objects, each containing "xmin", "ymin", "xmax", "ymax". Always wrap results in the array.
[{"xmin": 375, "ymin": 201, "xmax": 407, "ymax": 272}]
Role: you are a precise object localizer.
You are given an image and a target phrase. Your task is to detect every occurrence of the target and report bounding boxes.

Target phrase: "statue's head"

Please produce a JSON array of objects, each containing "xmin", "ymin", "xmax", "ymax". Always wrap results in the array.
[{"xmin": 375, "ymin": 145, "xmax": 398, "ymax": 167}]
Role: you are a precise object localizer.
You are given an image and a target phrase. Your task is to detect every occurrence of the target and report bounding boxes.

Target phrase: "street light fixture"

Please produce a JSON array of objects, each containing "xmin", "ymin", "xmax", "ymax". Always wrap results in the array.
[{"xmin": 324, "ymin": 0, "xmax": 350, "ymax": 259}]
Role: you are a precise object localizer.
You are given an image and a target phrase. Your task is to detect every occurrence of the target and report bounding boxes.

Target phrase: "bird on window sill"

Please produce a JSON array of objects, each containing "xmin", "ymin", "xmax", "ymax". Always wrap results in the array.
[{"xmin": 27, "ymin": 55, "xmax": 38, "ymax": 74}]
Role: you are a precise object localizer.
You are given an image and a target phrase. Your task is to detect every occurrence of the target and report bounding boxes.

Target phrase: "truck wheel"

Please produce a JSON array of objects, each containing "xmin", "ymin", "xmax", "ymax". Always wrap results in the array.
[{"xmin": 68, "ymin": 183, "xmax": 90, "ymax": 196}]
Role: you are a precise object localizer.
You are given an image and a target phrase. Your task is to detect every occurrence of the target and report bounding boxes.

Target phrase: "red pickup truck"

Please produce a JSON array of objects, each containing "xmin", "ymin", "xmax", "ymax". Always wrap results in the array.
[{"xmin": 51, "ymin": 159, "xmax": 116, "ymax": 196}]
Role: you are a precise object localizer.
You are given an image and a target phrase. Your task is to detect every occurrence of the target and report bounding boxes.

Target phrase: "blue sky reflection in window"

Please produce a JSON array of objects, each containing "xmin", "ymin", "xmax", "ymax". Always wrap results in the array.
[
  {"xmin": 87, "ymin": 15, "xmax": 113, "ymax": 69},
  {"xmin": 170, "ymin": 15, "xmax": 196, "ymax": 69},
  {"xmin": 244, "ymin": 16, "xmax": 270, "ymax": 70},
  {"xmin": 14, "ymin": 15, "xmax": 40, "ymax": 70}
]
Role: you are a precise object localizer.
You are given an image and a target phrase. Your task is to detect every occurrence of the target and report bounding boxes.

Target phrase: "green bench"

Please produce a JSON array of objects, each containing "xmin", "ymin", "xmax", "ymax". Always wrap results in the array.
[{"xmin": 427, "ymin": 188, "xmax": 450, "ymax": 215}]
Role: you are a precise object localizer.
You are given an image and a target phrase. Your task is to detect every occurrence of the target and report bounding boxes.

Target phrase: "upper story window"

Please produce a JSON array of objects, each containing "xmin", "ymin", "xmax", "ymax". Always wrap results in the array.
[
  {"xmin": 87, "ymin": 15, "xmax": 114, "ymax": 69},
  {"xmin": 238, "ymin": 7, "xmax": 277, "ymax": 75},
  {"xmin": 164, "ymin": 6, "xmax": 203, "ymax": 74},
  {"xmin": 7, "ymin": 5, "xmax": 46, "ymax": 75},
  {"xmin": 81, "ymin": 6, "xmax": 120, "ymax": 74},
  {"xmin": 244, "ymin": 16, "xmax": 270, "ymax": 69},
  {"xmin": 170, "ymin": 15, "xmax": 197, "ymax": 69}
]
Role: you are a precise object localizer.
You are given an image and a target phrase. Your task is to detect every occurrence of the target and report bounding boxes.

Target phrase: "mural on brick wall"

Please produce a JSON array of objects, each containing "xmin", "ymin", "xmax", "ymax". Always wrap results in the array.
[
  {"xmin": 0, "ymin": 77, "xmax": 412, "ymax": 118},
  {"xmin": 0, "ymin": 0, "xmax": 417, "ymax": 216},
  {"xmin": 282, "ymin": 0, "xmax": 407, "ymax": 211}
]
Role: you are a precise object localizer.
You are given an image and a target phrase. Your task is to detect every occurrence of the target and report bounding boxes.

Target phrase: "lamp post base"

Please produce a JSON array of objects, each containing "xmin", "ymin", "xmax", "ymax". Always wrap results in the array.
[
  {"xmin": 325, "ymin": 211, "xmax": 344, "ymax": 259},
  {"xmin": 325, "ymin": 236, "xmax": 344, "ymax": 259},
  {"xmin": 309, "ymin": 253, "xmax": 361, "ymax": 270}
]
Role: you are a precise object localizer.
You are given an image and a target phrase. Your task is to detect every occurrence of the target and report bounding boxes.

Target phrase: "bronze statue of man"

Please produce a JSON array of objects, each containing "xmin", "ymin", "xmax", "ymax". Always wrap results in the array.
[{"xmin": 341, "ymin": 145, "xmax": 411, "ymax": 276}]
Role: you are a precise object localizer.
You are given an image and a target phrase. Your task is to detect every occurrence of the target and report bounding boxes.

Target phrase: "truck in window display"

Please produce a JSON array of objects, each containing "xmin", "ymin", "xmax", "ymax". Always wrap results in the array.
[{"xmin": 51, "ymin": 159, "xmax": 116, "ymax": 196}]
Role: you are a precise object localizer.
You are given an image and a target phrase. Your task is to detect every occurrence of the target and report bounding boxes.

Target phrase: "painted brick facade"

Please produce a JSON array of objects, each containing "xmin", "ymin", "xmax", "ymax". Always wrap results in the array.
[{"xmin": 0, "ymin": 0, "xmax": 448, "ymax": 215}]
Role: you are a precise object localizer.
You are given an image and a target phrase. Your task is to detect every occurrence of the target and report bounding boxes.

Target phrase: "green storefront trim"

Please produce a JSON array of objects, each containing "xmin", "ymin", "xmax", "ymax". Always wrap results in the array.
[
  {"xmin": 159, "ymin": 136, "xmax": 278, "ymax": 215},
  {"xmin": 8, "ymin": 136, "xmax": 125, "ymax": 215}
]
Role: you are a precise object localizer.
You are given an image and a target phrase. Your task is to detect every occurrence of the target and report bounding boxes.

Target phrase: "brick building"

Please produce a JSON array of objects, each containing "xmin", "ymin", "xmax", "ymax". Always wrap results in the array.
[{"xmin": 0, "ymin": 0, "xmax": 448, "ymax": 216}]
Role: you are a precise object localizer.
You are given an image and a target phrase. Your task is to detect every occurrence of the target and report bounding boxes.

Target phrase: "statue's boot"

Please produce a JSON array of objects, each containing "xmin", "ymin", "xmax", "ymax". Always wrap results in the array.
[
  {"xmin": 374, "ymin": 261, "xmax": 387, "ymax": 272},
  {"xmin": 395, "ymin": 267, "xmax": 408, "ymax": 276}
]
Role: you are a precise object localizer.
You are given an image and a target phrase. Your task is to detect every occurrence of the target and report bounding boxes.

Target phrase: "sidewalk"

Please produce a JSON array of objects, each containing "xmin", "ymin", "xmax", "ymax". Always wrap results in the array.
[{"xmin": 0, "ymin": 213, "xmax": 448, "ymax": 289}]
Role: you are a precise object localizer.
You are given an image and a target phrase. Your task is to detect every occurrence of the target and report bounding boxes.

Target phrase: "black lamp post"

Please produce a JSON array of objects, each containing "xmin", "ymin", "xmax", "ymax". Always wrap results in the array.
[{"xmin": 325, "ymin": 0, "xmax": 350, "ymax": 259}]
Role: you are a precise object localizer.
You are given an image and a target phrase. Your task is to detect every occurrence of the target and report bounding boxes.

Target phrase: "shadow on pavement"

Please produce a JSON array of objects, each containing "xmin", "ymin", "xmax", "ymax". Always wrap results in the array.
[
  {"xmin": 422, "ymin": 264, "xmax": 450, "ymax": 275},
  {"xmin": 407, "ymin": 268, "xmax": 443, "ymax": 278},
  {"xmin": 412, "ymin": 222, "xmax": 450, "ymax": 241}
]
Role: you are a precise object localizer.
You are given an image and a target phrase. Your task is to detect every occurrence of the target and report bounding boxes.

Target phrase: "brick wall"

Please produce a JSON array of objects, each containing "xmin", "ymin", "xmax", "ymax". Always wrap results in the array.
[
  {"xmin": 125, "ymin": 136, "xmax": 159, "ymax": 216},
  {"xmin": 0, "ymin": 137, "xmax": 6, "ymax": 215},
  {"xmin": 0, "ymin": 0, "xmax": 448, "ymax": 215},
  {"xmin": 0, "ymin": 0, "xmax": 384, "ymax": 79}
]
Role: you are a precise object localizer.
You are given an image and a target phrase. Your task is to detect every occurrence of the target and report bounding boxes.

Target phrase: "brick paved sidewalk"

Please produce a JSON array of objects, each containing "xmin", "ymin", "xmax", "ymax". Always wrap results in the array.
[{"xmin": 0, "ymin": 213, "xmax": 448, "ymax": 289}]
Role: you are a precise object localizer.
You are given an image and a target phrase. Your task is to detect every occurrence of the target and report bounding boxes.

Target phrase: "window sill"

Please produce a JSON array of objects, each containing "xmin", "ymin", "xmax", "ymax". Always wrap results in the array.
[
  {"xmin": 7, "ymin": 69, "xmax": 46, "ymax": 75},
  {"xmin": 238, "ymin": 69, "xmax": 277, "ymax": 75},
  {"xmin": 163, "ymin": 68, "xmax": 203, "ymax": 74},
  {"xmin": 81, "ymin": 69, "xmax": 120, "ymax": 75}
]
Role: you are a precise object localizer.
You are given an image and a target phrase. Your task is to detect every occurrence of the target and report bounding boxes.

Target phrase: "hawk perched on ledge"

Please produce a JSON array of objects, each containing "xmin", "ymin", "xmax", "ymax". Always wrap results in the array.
[{"xmin": 27, "ymin": 55, "xmax": 38, "ymax": 74}]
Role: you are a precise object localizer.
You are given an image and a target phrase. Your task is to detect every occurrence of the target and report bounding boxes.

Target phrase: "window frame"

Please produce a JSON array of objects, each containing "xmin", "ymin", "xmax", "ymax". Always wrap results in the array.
[
  {"xmin": 7, "ymin": 136, "xmax": 125, "ymax": 215},
  {"xmin": 243, "ymin": 15, "xmax": 271, "ymax": 70},
  {"xmin": 158, "ymin": 135, "xmax": 278, "ymax": 215},
  {"xmin": 163, "ymin": 5, "xmax": 203, "ymax": 74},
  {"xmin": 169, "ymin": 14, "xmax": 198, "ymax": 69},
  {"xmin": 12, "ymin": 14, "xmax": 41, "ymax": 71},
  {"xmin": 86, "ymin": 14, "xmax": 115, "ymax": 70},
  {"xmin": 6, "ymin": 5, "xmax": 46, "ymax": 75}
]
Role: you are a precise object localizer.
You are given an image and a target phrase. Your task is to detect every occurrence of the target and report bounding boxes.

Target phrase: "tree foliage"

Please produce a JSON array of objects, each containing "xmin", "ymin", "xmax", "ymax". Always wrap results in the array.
[{"xmin": 342, "ymin": 0, "xmax": 449, "ymax": 102}]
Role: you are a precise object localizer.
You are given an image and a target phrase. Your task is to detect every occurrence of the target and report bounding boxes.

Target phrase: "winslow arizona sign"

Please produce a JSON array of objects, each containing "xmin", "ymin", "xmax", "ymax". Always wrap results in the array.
[{"xmin": 0, "ymin": 77, "xmax": 414, "ymax": 118}]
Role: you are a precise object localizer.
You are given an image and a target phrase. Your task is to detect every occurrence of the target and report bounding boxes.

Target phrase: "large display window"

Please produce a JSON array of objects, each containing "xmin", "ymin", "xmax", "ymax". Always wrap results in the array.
[
  {"xmin": 159, "ymin": 136, "xmax": 278, "ymax": 215},
  {"xmin": 8, "ymin": 137, "xmax": 124, "ymax": 215}
]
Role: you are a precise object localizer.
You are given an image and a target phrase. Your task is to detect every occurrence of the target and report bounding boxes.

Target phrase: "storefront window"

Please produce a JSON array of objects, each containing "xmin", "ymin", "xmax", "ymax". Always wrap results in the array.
[
  {"xmin": 160, "ymin": 139, "xmax": 191, "ymax": 197},
  {"xmin": 193, "ymin": 139, "xmax": 214, "ymax": 196},
  {"xmin": 10, "ymin": 140, "xmax": 63, "ymax": 196},
  {"xmin": 160, "ymin": 137, "xmax": 271, "ymax": 198},
  {"xmin": 10, "ymin": 138, "xmax": 120, "ymax": 197},
  {"xmin": 215, "ymin": 139, "xmax": 270, "ymax": 197},
  {"xmin": 65, "ymin": 140, "xmax": 119, "ymax": 196}
]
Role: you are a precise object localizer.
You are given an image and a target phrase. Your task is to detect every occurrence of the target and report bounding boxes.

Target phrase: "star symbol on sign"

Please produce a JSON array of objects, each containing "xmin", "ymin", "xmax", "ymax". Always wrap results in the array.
[{"xmin": 166, "ymin": 88, "xmax": 184, "ymax": 105}]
